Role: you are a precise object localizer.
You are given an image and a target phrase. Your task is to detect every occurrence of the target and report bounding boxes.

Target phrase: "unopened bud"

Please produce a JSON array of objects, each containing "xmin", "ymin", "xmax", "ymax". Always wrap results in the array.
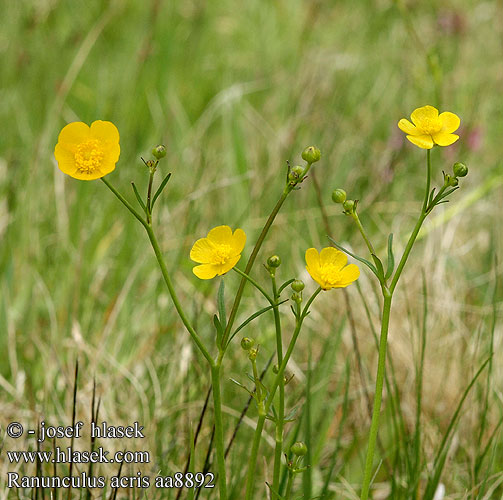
[
  {"xmin": 273, "ymin": 364, "xmax": 280, "ymax": 374},
  {"xmin": 241, "ymin": 337, "xmax": 255, "ymax": 351},
  {"xmin": 248, "ymin": 347, "xmax": 258, "ymax": 361},
  {"xmin": 288, "ymin": 165, "xmax": 305, "ymax": 183},
  {"xmin": 152, "ymin": 145, "xmax": 167, "ymax": 160},
  {"xmin": 332, "ymin": 189, "xmax": 347, "ymax": 204},
  {"xmin": 291, "ymin": 280, "xmax": 305, "ymax": 292},
  {"xmin": 343, "ymin": 199, "xmax": 355, "ymax": 213},
  {"xmin": 290, "ymin": 441, "xmax": 308, "ymax": 456},
  {"xmin": 453, "ymin": 162, "xmax": 468, "ymax": 178},
  {"xmin": 267, "ymin": 255, "xmax": 281, "ymax": 268},
  {"xmin": 301, "ymin": 146, "xmax": 321, "ymax": 164}
]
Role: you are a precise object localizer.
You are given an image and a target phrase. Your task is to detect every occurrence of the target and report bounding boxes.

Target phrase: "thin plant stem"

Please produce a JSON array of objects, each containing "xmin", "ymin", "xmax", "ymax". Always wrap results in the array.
[
  {"xmin": 360, "ymin": 291, "xmax": 392, "ymax": 500},
  {"xmin": 211, "ymin": 362, "xmax": 228, "ymax": 500},
  {"xmin": 360, "ymin": 149, "xmax": 433, "ymax": 499},
  {"xmin": 351, "ymin": 211, "xmax": 377, "ymax": 256},
  {"xmin": 146, "ymin": 169, "xmax": 155, "ymax": 224},
  {"xmin": 271, "ymin": 274, "xmax": 285, "ymax": 497},
  {"xmin": 244, "ymin": 288, "xmax": 321, "ymax": 500},
  {"xmin": 221, "ymin": 187, "xmax": 292, "ymax": 348},
  {"xmin": 390, "ymin": 148, "xmax": 431, "ymax": 294},
  {"xmin": 284, "ymin": 471, "xmax": 294, "ymax": 500},
  {"xmin": 102, "ymin": 176, "xmax": 227, "ymax": 500}
]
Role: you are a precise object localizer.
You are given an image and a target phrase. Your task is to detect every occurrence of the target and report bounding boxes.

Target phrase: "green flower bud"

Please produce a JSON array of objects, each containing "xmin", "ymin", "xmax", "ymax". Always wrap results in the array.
[
  {"xmin": 248, "ymin": 347, "xmax": 258, "ymax": 361},
  {"xmin": 288, "ymin": 165, "xmax": 305, "ymax": 183},
  {"xmin": 290, "ymin": 441, "xmax": 308, "ymax": 456},
  {"xmin": 332, "ymin": 188, "xmax": 347, "ymax": 204},
  {"xmin": 152, "ymin": 144, "xmax": 167, "ymax": 160},
  {"xmin": 291, "ymin": 279, "xmax": 305, "ymax": 292},
  {"xmin": 453, "ymin": 162, "xmax": 468, "ymax": 177},
  {"xmin": 241, "ymin": 337, "xmax": 255, "ymax": 351},
  {"xmin": 291, "ymin": 292, "xmax": 302, "ymax": 304},
  {"xmin": 267, "ymin": 255, "xmax": 281, "ymax": 268},
  {"xmin": 301, "ymin": 146, "xmax": 321, "ymax": 164},
  {"xmin": 273, "ymin": 364, "xmax": 280, "ymax": 374},
  {"xmin": 343, "ymin": 199, "xmax": 355, "ymax": 213}
]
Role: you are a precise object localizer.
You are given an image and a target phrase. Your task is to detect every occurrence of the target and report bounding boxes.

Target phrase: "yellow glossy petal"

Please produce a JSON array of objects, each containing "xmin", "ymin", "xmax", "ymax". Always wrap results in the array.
[
  {"xmin": 438, "ymin": 112, "xmax": 460, "ymax": 134},
  {"xmin": 432, "ymin": 132, "xmax": 459, "ymax": 147},
  {"xmin": 397, "ymin": 118, "xmax": 419, "ymax": 135},
  {"xmin": 193, "ymin": 264, "xmax": 219, "ymax": 280},
  {"xmin": 207, "ymin": 225, "xmax": 233, "ymax": 245},
  {"xmin": 305, "ymin": 248, "xmax": 320, "ymax": 270},
  {"xmin": 337, "ymin": 264, "xmax": 360, "ymax": 287},
  {"xmin": 54, "ymin": 144, "xmax": 77, "ymax": 176},
  {"xmin": 102, "ymin": 142, "xmax": 121, "ymax": 163},
  {"xmin": 190, "ymin": 237, "xmax": 216, "ymax": 264},
  {"xmin": 410, "ymin": 105, "xmax": 439, "ymax": 127},
  {"xmin": 90, "ymin": 120, "xmax": 120, "ymax": 144},
  {"xmin": 58, "ymin": 122, "xmax": 90, "ymax": 145},
  {"xmin": 406, "ymin": 134, "xmax": 434, "ymax": 149},
  {"xmin": 320, "ymin": 247, "xmax": 347, "ymax": 269},
  {"xmin": 306, "ymin": 265, "xmax": 324, "ymax": 288},
  {"xmin": 230, "ymin": 228, "xmax": 246, "ymax": 255},
  {"xmin": 217, "ymin": 254, "xmax": 241, "ymax": 275}
]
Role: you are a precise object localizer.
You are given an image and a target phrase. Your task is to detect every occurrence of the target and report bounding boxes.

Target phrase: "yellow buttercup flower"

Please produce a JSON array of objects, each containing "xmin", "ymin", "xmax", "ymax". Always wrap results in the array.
[
  {"xmin": 190, "ymin": 225, "xmax": 246, "ymax": 280},
  {"xmin": 398, "ymin": 105, "xmax": 460, "ymax": 149},
  {"xmin": 54, "ymin": 121, "xmax": 120, "ymax": 180},
  {"xmin": 305, "ymin": 247, "xmax": 359, "ymax": 290}
]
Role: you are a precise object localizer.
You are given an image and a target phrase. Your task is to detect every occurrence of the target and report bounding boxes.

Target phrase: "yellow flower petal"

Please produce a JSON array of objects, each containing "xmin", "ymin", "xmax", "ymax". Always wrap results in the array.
[
  {"xmin": 306, "ymin": 265, "xmax": 324, "ymax": 288},
  {"xmin": 438, "ymin": 112, "xmax": 460, "ymax": 134},
  {"xmin": 54, "ymin": 144, "xmax": 78, "ymax": 176},
  {"xmin": 305, "ymin": 248, "xmax": 320, "ymax": 270},
  {"xmin": 193, "ymin": 264, "xmax": 219, "ymax": 280},
  {"xmin": 432, "ymin": 132, "xmax": 459, "ymax": 147},
  {"xmin": 320, "ymin": 247, "xmax": 347, "ymax": 269},
  {"xmin": 207, "ymin": 225, "xmax": 233, "ymax": 245},
  {"xmin": 337, "ymin": 264, "xmax": 360, "ymax": 287},
  {"xmin": 190, "ymin": 238, "xmax": 216, "ymax": 264},
  {"xmin": 231, "ymin": 228, "xmax": 246, "ymax": 255},
  {"xmin": 410, "ymin": 105, "xmax": 439, "ymax": 127},
  {"xmin": 217, "ymin": 254, "xmax": 241, "ymax": 275},
  {"xmin": 90, "ymin": 120, "xmax": 120, "ymax": 144},
  {"xmin": 397, "ymin": 118, "xmax": 419, "ymax": 135},
  {"xmin": 58, "ymin": 122, "xmax": 91, "ymax": 145},
  {"xmin": 406, "ymin": 134, "xmax": 434, "ymax": 149}
]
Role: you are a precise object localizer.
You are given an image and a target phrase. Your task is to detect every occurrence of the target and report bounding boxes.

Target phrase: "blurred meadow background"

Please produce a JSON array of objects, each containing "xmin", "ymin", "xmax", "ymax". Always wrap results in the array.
[{"xmin": 1, "ymin": 0, "xmax": 503, "ymax": 498}]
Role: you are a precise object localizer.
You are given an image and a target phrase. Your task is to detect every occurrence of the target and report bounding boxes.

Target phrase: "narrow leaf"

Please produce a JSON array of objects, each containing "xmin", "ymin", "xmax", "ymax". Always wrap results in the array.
[
  {"xmin": 217, "ymin": 279, "xmax": 226, "ymax": 330},
  {"xmin": 131, "ymin": 182, "xmax": 147, "ymax": 214},
  {"xmin": 227, "ymin": 300, "xmax": 287, "ymax": 348},
  {"xmin": 371, "ymin": 254, "xmax": 385, "ymax": 281},
  {"xmin": 151, "ymin": 172, "xmax": 172, "ymax": 208},
  {"xmin": 385, "ymin": 233, "xmax": 394, "ymax": 280},
  {"xmin": 213, "ymin": 314, "xmax": 223, "ymax": 347},
  {"xmin": 327, "ymin": 236, "xmax": 379, "ymax": 277}
]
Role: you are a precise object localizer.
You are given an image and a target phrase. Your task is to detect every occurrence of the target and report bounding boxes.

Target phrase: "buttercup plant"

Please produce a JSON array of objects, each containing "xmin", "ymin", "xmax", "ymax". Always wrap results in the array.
[
  {"xmin": 55, "ymin": 128, "xmax": 346, "ymax": 500},
  {"xmin": 53, "ymin": 105, "xmax": 469, "ymax": 499},
  {"xmin": 332, "ymin": 104, "xmax": 468, "ymax": 500}
]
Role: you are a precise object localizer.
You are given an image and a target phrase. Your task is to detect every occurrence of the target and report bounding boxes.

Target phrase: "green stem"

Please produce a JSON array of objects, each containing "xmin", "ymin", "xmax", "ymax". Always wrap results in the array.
[
  {"xmin": 244, "ymin": 413, "xmax": 266, "ymax": 500},
  {"xmin": 271, "ymin": 275, "xmax": 284, "ymax": 497},
  {"xmin": 360, "ymin": 291, "xmax": 392, "ymax": 500},
  {"xmin": 351, "ymin": 211, "xmax": 377, "ymax": 256},
  {"xmin": 146, "ymin": 168, "xmax": 155, "ymax": 224},
  {"xmin": 390, "ymin": 149, "xmax": 431, "ymax": 294},
  {"xmin": 232, "ymin": 267, "xmax": 275, "ymax": 306},
  {"xmin": 221, "ymin": 188, "xmax": 291, "ymax": 348},
  {"xmin": 244, "ymin": 288, "xmax": 321, "ymax": 500},
  {"xmin": 101, "ymin": 177, "xmax": 148, "ymax": 229},
  {"xmin": 144, "ymin": 225, "xmax": 214, "ymax": 365},
  {"xmin": 211, "ymin": 362, "xmax": 228, "ymax": 500},
  {"xmin": 284, "ymin": 471, "xmax": 294, "ymax": 500}
]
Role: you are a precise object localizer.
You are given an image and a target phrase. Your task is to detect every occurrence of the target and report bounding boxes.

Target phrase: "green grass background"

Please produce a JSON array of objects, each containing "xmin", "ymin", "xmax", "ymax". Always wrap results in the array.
[{"xmin": 1, "ymin": 0, "xmax": 502, "ymax": 498}]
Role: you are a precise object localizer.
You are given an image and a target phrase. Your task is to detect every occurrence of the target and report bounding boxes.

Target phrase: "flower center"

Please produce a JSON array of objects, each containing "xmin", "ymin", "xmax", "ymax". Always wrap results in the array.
[
  {"xmin": 213, "ymin": 244, "xmax": 233, "ymax": 265},
  {"xmin": 74, "ymin": 140, "xmax": 104, "ymax": 174},
  {"xmin": 419, "ymin": 117, "xmax": 442, "ymax": 136},
  {"xmin": 320, "ymin": 264, "xmax": 342, "ymax": 286}
]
